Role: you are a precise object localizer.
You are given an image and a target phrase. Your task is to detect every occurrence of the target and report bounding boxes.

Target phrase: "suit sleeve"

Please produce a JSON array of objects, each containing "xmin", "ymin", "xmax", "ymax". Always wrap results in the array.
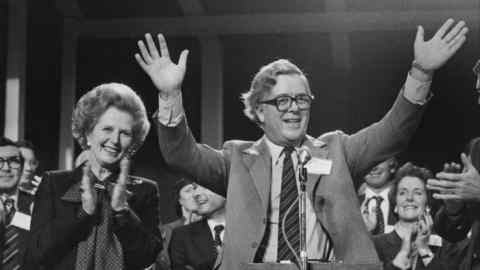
[
  {"xmin": 168, "ymin": 227, "xmax": 190, "ymax": 270},
  {"xmin": 434, "ymin": 205, "xmax": 472, "ymax": 243},
  {"xmin": 24, "ymin": 172, "xmax": 95, "ymax": 268},
  {"xmin": 113, "ymin": 181, "xmax": 163, "ymax": 269},
  {"xmin": 157, "ymin": 117, "xmax": 229, "ymax": 197},
  {"xmin": 343, "ymin": 85, "xmax": 427, "ymax": 182}
]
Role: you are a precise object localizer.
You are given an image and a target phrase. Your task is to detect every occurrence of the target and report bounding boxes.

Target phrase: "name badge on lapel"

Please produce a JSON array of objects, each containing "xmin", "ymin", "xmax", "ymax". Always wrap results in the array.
[
  {"xmin": 10, "ymin": 212, "xmax": 31, "ymax": 231},
  {"xmin": 305, "ymin": 157, "xmax": 332, "ymax": 175}
]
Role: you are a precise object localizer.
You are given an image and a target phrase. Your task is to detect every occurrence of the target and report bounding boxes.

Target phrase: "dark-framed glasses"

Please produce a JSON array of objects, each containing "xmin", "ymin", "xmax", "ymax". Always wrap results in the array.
[
  {"xmin": 259, "ymin": 94, "xmax": 314, "ymax": 112},
  {"xmin": 0, "ymin": 156, "xmax": 22, "ymax": 170}
]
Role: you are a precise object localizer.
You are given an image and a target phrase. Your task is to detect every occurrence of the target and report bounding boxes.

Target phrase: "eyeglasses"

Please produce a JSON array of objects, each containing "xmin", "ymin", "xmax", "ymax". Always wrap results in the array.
[
  {"xmin": 0, "ymin": 157, "xmax": 22, "ymax": 170},
  {"xmin": 258, "ymin": 94, "xmax": 314, "ymax": 112}
]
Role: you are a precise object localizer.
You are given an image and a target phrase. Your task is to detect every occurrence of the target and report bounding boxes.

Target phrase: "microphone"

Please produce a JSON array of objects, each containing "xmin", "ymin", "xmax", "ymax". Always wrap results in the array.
[
  {"xmin": 473, "ymin": 60, "xmax": 480, "ymax": 91},
  {"xmin": 297, "ymin": 146, "xmax": 312, "ymax": 166}
]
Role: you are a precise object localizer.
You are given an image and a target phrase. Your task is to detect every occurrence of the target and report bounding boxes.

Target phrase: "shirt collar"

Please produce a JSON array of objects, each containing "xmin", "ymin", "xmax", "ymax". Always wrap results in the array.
[
  {"xmin": 207, "ymin": 218, "xmax": 226, "ymax": 232},
  {"xmin": 264, "ymin": 137, "xmax": 300, "ymax": 165},
  {"xmin": 365, "ymin": 186, "xmax": 391, "ymax": 200},
  {"xmin": 0, "ymin": 190, "xmax": 18, "ymax": 205}
]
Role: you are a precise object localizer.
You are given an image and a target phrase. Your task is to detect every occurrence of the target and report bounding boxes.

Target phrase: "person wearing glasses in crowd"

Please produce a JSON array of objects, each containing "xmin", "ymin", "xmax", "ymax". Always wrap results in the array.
[
  {"xmin": 0, "ymin": 137, "xmax": 36, "ymax": 270},
  {"xmin": 136, "ymin": 19, "xmax": 467, "ymax": 270},
  {"xmin": 24, "ymin": 83, "xmax": 162, "ymax": 270}
]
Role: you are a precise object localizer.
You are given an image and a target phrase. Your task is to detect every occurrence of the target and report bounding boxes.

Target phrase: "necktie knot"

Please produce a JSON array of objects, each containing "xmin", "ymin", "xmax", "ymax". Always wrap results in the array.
[
  {"xmin": 214, "ymin": 225, "xmax": 224, "ymax": 246},
  {"xmin": 283, "ymin": 146, "xmax": 295, "ymax": 156},
  {"xmin": 374, "ymin": 196, "xmax": 384, "ymax": 204},
  {"xmin": 1, "ymin": 196, "xmax": 15, "ymax": 217}
]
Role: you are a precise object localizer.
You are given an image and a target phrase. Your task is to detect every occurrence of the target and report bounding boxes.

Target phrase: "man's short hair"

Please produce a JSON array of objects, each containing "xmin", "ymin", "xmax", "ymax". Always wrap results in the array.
[
  {"xmin": 16, "ymin": 139, "xmax": 36, "ymax": 153},
  {"xmin": 241, "ymin": 59, "xmax": 311, "ymax": 125},
  {"xmin": 0, "ymin": 137, "xmax": 19, "ymax": 148}
]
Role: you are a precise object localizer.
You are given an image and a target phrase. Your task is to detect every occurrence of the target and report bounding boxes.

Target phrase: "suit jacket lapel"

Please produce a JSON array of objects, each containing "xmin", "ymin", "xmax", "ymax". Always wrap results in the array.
[
  {"xmin": 302, "ymin": 136, "xmax": 329, "ymax": 200},
  {"xmin": 192, "ymin": 220, "xmax": 215, "ymax": 258},
  {"xmin": 242, "ymin": 137, "xmax": 272, "ymax": 212}
]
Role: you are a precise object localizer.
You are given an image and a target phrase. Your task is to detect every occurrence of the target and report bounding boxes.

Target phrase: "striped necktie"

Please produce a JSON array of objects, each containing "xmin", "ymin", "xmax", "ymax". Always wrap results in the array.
[
  {"xmin": 277, "ymin": 146, "xmax": 300, "ymax": 262},
  {"xmin": 2, "ymin": 197, "xmax": 20, "ymax": 270},
  {"xmin": 372, "ymin": 196, "xmax": 385, "ymax": 235}
]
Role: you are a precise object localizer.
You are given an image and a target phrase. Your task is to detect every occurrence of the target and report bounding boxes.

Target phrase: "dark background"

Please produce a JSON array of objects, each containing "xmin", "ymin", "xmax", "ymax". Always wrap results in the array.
[{"xmin": 1, "ymin": 0, "xmax": 479, "ymax": 222}]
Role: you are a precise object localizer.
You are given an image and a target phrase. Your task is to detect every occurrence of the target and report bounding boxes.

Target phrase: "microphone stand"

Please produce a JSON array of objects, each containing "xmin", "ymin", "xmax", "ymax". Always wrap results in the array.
[{"xmin": 298, "ymin": 164, "xmax": 308, "ymax": 270}]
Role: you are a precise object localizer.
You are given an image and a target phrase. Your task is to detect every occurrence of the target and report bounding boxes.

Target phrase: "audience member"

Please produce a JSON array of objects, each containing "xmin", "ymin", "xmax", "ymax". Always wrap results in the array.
[
  {"xmin": 135, "ymin": 19, "xmax": 467, "ymax": 269},
  {"xmin": 360, "ymin": 157, "xmax": 399, "ymax": 234},
  {"xmin": 169, "ymin": 185, "xmax": 226, "ymax": 270},
  {"xmin": 428, "ymin": 137, "xmax": 480, "ymax": 269},
  {"xmin": 373, "ymin": 163, "xmax": 447, "ymax": 270},
  {"xmin": 0, "ymin": 137, "xmax": 36, "ymax": 270},
  {"xmin": 156, "ymin": 177, "xmax": 202, "ymax": 270},
  {"xmin": 17, "ymin": 140, "xmax": 41, "ymax": 195},
  {"xmin": 24, "ymin": 83, "xmax": 162, "ymax": 270}
]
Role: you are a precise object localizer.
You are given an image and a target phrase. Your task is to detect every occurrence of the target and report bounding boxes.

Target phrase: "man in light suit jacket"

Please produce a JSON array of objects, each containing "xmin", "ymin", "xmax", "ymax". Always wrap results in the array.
[{"xmin": 135, "ymin": 19, "xmax": 468, "ymax": 270}]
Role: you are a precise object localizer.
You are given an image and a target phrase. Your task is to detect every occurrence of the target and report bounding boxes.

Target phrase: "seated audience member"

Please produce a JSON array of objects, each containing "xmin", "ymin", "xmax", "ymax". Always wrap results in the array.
[
  {"xmin": 169, "ymin": 185, "xmax": 225, "ymax": 270},
  {"xmin": 360, "ymin": 157, "xmax": 399, "ymax": 234},
  {"xmin": 0, "ymin": 137, "xmax": 36, "ymax": 270},
  {"xmin": 156, "ymin": 177, "xmax": 202, "ymax": 270},
  {"xmin": 428, "ymin": 137, "xmax": 480, "ymax": 269},
  {"xmin": 373, "ymin": 163, "xmax": 448, "ymax": 270},
  {"xmin": 24, "ymin": 83, "xmax": 162, "ymax": 270},
  {"xmin": 16, "ymin": 140, "xmax": 41, "ymax": 195},
  {"xmin": 136, "ymin": 19, "xmax": 468, "ymax": 269}
]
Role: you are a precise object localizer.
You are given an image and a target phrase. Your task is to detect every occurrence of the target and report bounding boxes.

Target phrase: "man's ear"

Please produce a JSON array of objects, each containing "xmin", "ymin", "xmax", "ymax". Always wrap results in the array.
[{"xmin": 255, "ymin": 105, "xmax": 265, "ymax": 124}]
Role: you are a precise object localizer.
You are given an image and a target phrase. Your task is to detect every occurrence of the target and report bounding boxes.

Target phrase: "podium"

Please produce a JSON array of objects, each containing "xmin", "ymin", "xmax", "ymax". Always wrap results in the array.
[{"xmin": 242, "ymin": 262, "xmax": 382, "ymax": 270}]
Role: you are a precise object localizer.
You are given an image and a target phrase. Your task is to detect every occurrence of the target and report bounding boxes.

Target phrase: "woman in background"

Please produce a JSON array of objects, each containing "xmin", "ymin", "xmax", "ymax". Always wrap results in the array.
[{"xmin": 373, "ymin": 163, "xmax": 448, "ymax": 270}]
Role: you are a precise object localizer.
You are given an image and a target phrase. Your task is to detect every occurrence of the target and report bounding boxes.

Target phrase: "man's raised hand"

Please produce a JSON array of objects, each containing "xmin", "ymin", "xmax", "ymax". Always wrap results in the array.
[
  {"xmin": 413, "ymin": 18, "xmax": 468, "ymax": 73},
  {"xmin": 135, "ymin": 33, "xmax": 189, "ymax": 98}
]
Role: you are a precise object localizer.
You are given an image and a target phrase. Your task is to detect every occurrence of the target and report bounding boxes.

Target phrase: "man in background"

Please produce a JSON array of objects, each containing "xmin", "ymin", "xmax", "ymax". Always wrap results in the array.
[
  {"xmin": 155, "ymin": 177, "xmax": 203, "ymax": 270},
  {"xmin": 360, "ymin": 157, "xmax": 399, "ymax": 235},
  {"xmin": 0, "ymin": 137, "xmax": 35, "ymax": 269},
  {"xmin": 169, "ymin": 185, "xmax": 226, "ymax": 270}
]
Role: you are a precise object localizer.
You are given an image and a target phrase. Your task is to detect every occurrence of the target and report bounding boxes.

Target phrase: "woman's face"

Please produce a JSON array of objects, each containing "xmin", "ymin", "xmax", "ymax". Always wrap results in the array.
[
  {"xmin": 86, "ymin": 107, "xmax": 134, "ymax": 168},
  {"xmin": 396, "ymin": 176, "xmax": 428, "ymax": 222}
]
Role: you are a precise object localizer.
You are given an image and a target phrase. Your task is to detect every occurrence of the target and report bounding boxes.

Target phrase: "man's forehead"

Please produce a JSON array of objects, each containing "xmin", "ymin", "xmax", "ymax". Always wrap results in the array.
[
  {"xmin": 0, "ymin": 145, "xmax": 20, "ymax": 157},
  {"xmin": 268, "ymin": 74, "xmax": 310, "ymax": 95}
]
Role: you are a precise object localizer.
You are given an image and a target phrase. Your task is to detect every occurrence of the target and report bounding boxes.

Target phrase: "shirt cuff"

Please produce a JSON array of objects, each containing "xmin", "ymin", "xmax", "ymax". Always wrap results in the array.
[
  {"xmin": 157, "ymin": 92, "xmax": 185, "ymax": 127},
  {"xmin": 402, "ymin": 72, "xmax": 433, "ymax": 105}
]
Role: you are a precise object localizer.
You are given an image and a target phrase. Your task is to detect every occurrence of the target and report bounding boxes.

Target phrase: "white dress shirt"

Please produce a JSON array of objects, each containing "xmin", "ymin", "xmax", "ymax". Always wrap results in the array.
[
  {"xmin": 364, "ymin": 186, "xmax": 394, "ymax": 234},
  {"xmin": 262, "ymin": 138, "xmax": 332, "ymax": 262}
]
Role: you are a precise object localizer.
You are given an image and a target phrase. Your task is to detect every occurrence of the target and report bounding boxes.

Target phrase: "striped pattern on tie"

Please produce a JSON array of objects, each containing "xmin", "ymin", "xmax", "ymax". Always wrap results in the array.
[
  {"xmin": 277, "ymin": 147, "xmax": 300, "ymax": 262},
  {"xmin": 372, "ymin": 196, "xmax": 385, "ymax": 235},
  {"xmin": 3, "ymin": 225, "xmax": 20, "ymax": 270}
]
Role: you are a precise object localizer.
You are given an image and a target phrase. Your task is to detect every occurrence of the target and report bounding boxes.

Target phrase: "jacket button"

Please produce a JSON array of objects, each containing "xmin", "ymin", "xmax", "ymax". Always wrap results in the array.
[
  {"xmin": 251, "ymin": 242, "xmax": 258, "ymax": 248},
  {"xmin": 262, "ymin": 218, "xmax": 267, "ymax": 224}
]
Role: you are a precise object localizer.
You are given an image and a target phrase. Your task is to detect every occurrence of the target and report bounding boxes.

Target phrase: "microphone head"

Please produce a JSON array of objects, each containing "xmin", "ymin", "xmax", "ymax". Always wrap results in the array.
[
  {"xmin": 297, "ymin": 146, "xmax": 312, "ymax": 165},
  {"xmin": 473, "ymin": 60, "xmax": 480, "ymax": 75}
]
